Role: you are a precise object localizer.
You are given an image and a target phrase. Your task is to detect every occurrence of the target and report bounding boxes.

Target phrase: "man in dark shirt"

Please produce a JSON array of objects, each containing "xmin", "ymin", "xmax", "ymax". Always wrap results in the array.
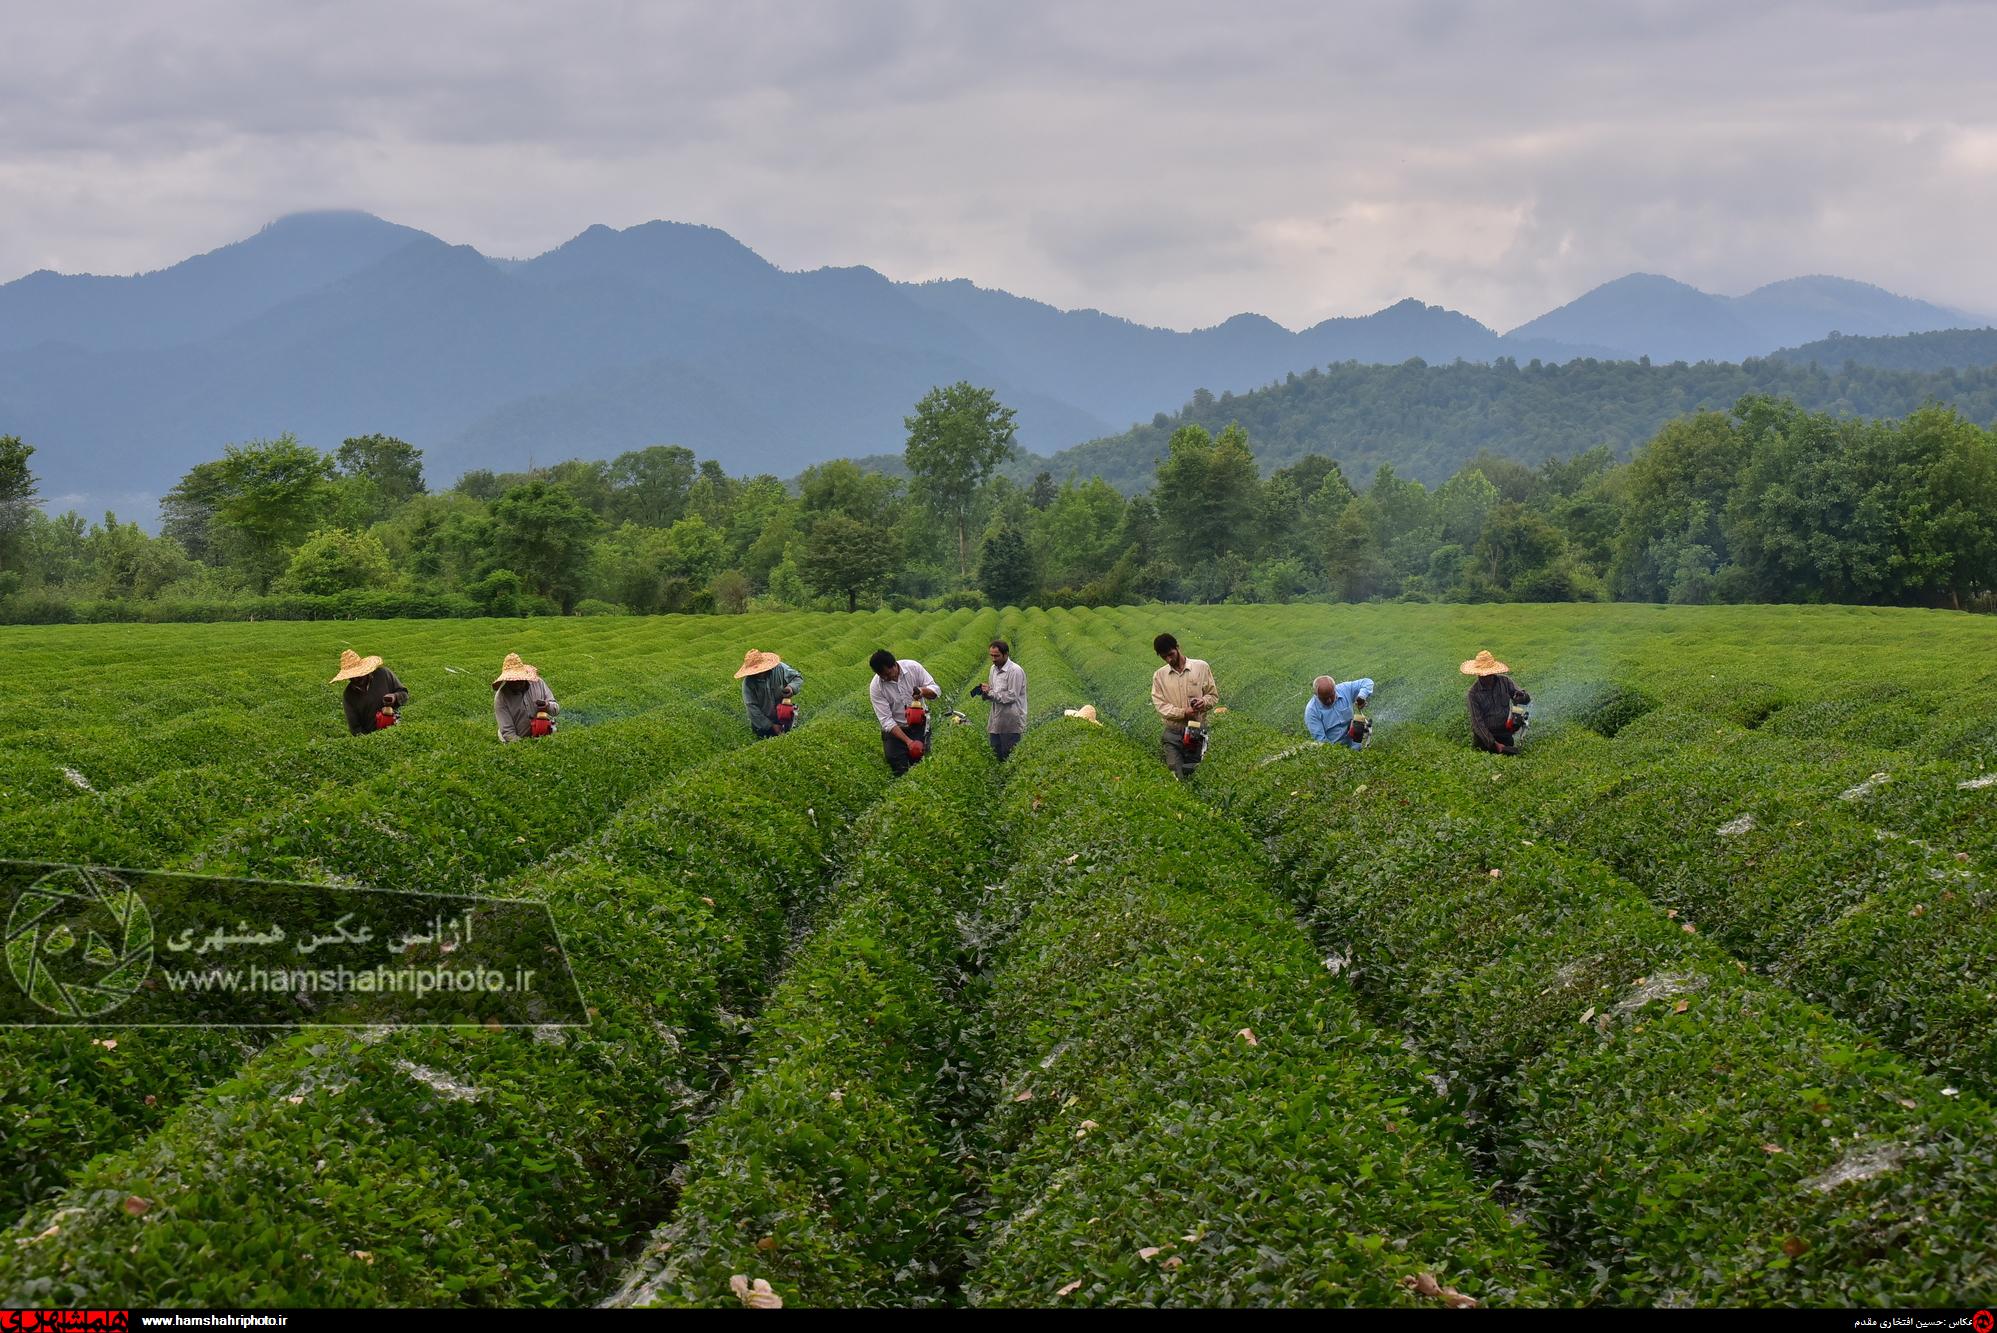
[
  {"xmin": 332, "ymin": 648, "xmax": 410, "ymax": 735},
  {"xmin": 1462, "ymin": 650, "xmax": 1530, "ymax": 754}
]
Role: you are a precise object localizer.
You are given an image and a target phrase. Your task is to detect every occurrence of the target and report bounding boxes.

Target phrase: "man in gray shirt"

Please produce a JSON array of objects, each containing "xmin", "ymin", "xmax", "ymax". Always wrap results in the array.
[
  {"xmin": 493, "ymin": 652, "xmax": 560, "ymax": 743},
  {"xmin": 970, "ymin": 638, "xmax": 1027, "ymax": 760}
]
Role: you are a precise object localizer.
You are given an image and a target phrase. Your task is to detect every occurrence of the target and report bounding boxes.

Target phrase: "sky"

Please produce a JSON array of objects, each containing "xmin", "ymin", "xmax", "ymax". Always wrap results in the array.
[{"xmin": 3, "ymin": 0, "xmax": 1996, "ymax": 332}]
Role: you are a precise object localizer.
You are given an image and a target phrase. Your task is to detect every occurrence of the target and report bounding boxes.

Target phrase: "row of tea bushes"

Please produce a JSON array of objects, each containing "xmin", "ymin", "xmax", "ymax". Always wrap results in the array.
[
  {"xmin": 959, "ymin": 716, "xmax": 1558, "ymax": 1307},
  {"xmin": 0, "ymin": 615, "xmax": 1001, "ymax": 1305},
  {"xmin": 612, "ymin": 732, "xmax": 1004, "ymax": 1307},
  {"xmin": 1191, "ymin": 717, "xmax": 1997, "ymax": 1305}
]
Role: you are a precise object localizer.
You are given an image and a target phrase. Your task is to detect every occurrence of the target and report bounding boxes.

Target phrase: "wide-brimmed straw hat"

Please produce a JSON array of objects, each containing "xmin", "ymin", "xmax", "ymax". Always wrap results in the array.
[
  {"xmin": 492, "ymin": 652, "xmax": 540, "ymax": 688},
  {"xmin": 330, "ymin": 648, "xmax": 384, "ymax": 683},
  {"xmin": 734, "ymin": 649, "xmax": 783, "ymax": 680},
  {"xmin": 1460, "ymin": 650, "xmax": 1510, "ymax": 676},
  {"xmin": 1063, "ymin": 704, "xmax": 1103, "ymax": 725}
]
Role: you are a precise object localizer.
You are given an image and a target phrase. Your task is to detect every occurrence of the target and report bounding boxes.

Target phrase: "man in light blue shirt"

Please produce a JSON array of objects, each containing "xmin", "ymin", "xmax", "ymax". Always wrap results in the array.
[{"xmin": 1305, "ymin": 674, "xmax": 1375, "ymax": 749}]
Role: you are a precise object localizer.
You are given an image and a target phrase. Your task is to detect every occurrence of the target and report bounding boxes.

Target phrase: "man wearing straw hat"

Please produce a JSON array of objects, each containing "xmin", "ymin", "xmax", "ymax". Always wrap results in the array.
[
  {"xmin": 736, "ymin": 650, "xmax": 803, "ymax": 740},
  {"xmin": 1462, "ymin": 650, "xmax": 1531, "ymax": 755},
  {"xmin": 493, "ymin": 652, "xmax": 560, "ymax": 743},
  {"xmin": 331, "ymin": 648, "xmax": 410, "ymax": 736}
]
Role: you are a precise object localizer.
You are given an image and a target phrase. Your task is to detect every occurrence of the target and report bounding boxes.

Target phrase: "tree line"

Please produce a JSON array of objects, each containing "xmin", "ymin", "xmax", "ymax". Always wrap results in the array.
[
  {"xmin": 1040, "ymin": 354, "xmax": 1997, "ymax": 492},
  {"xmin": 2, "ymin": 384, "xmax": 1995, "ymax": 622}
]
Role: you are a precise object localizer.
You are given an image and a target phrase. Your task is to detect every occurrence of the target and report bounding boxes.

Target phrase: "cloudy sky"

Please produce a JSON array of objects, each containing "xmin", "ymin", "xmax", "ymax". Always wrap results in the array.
[{"xmin": 4, "ymin": 0, "xmax": 1995, "ymax": 331}]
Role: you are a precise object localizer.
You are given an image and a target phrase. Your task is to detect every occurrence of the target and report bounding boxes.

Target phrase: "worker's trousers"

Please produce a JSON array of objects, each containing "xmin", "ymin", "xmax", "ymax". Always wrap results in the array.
[
  {"xmin": 884, "ymin": 721, "xmax": 930, "ymax": 775},
  {"xmin": 1161, "ymin": 724, "xmax": 1202, "ymax": 780}
]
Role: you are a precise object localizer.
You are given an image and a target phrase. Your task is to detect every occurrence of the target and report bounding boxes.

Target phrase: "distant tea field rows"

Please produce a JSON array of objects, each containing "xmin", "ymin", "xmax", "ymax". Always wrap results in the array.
[{"xmin": 1, "ymin": 603, "xmax": 1993, "ymax": 1307}]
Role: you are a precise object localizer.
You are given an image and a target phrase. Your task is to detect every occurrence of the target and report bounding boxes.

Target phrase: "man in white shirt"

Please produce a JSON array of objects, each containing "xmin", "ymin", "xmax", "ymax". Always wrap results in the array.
[
  {"xmin": 869, "ymin": 648, "xmax": 940, "ymax": 774},
  {"xmin": 970, "ymin": 638, "xmax": 1028, "ymax": 760}
]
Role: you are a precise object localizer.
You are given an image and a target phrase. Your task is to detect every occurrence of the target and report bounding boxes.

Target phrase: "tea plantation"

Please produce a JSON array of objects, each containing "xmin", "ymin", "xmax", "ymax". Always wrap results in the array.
[{"xmin": 1, "ymin": 603, "xmax": 1993, "ymax": 1308}]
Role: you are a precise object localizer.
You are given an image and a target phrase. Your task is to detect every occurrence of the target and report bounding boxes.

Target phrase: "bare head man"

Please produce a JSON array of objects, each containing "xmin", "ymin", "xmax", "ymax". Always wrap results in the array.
[{"xmin": 1314, "ymin": 675, "xmax": 1337, "ymax": 704}]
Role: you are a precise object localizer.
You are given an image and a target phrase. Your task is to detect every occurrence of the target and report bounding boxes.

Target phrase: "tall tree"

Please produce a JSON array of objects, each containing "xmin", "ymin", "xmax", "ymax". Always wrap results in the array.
[
  {"xmin": 904, "ymin": 382, "xmax": 1018, "ymax": 576},
  {"xmin": 491, "ymin": 480, "xmax": 599, "ymax": 612},
  {"xmin": 334, "ymin": 434, "xmax": 427, "ymax": 503},
  {"xmin": 0, "ymin": 435, "xmax": 38, "ymax": 572},
  {"xmin": 1027, "ymin": 471, "xmax": 1058, "ymax": 510},
  {"xmin": 172, "ymin": 435, "xmax": 337, "ymax": 591},
  {"xmin": 800, "ymin": 513, "xmax": 898, "ymax": 612},
  {"xmin": 608, "ymin": 445, "xmax": 697, "ymax": 527},
  {"xmin": 1325, "ymin": 499, "xmax": 1386, "ymax": 603},
  {"xmin": 1153, "ymin": 422, "xmax": 1260, "ymax": 565},
  {"xmin": 1611, "ymin": 410, "xmax": 1749, "ymax": 600},
  {"xmin": 978, "ymin": 522, "xmax": 1036, "ymax": 607}
]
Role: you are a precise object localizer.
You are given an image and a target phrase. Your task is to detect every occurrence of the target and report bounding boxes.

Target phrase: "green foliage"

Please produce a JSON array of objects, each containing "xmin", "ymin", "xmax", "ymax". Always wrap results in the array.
[
  {"xmin": 1153, "ymin": 422, "xmax": 1260, "ymax": 565},
  {"xmin": 977, "ymin": 522, "xmax": 1035, "ymax": 608},
  {"xmin": 904, "ymin": 381, "xmax": 1019, "ymax": 575},
  {"xmin": 490, "ymin": 480, "xmax": 598, "ymax": 613},
  {"xmin": 0, "ymin": 434, "xmax": 35, "ymax": 570},
  {"xmin": 158, "ymin": 435, "xmax": 336, "ymax": 591},
  {"xmin": 801, "ymin": 512, "xmax": 899, "ymax": 612},
  {"xmin": 276, "ymin": 527, "xmax": 394, "ymax": 596},
  {"xmin": 962, "ymin": 718, "xmax": 1556, "ymax": 1307},
  {"xmin": 1049, "ymin": 355, "xmax": 1997, "ymax": 491},
  {"xmin": 332, "ymin": 435, "xmax": 426, "ymax": 523}
]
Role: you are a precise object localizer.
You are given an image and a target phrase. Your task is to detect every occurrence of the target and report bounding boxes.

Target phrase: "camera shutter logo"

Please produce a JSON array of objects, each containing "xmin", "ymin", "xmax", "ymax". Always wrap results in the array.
[{"xmin": 5, "ymin": 866, "xmax": 154, "ymax": 1018}]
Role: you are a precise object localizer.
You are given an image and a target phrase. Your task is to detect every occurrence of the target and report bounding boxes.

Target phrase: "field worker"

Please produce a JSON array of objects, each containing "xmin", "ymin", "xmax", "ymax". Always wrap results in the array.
[
  {"xmin": 969, "ymin": 638, "xmax": 1027, "ymax": 760},
  {"xmin": 1463, "ymin": 650, "xmax": 1532, "ymax": 755},
  {"xmin": 1151, "ymin": 632, "xmax": 1219, "ymax": 780},
  {"xmin": 332, "ymin": 648, "xmax": 409, "ymax": 736},
  {"xmin": 736, "ymin": 649, "xmax": 803, "ymax": 739},
  {"xmin": 493, "ymin": 652, "xmax": 560, "ymax": 743},
  {"xmin": 1306, "ymin": 673, "xmax": 1376, "ymax": 749},
  {"xmin": 869, "ymin": 648, "xmax": 939, "ymax": 775}
]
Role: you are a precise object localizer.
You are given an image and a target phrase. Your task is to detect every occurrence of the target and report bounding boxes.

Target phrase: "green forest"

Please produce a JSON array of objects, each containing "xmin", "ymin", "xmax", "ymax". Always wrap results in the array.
[
  {"xmin": 3, "ymin": 380, "xmax": 1996, "ymax": 622},
  {"xmin": 1035, "ymin": 354, "xmax": 1997, "ymax": 490}
]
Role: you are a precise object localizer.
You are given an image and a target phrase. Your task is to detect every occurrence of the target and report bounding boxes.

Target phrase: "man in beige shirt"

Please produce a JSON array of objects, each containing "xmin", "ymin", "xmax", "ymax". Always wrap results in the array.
[{"xmin": 1151, "ymin": 632, "xmax": 1218, "ymax": 779}]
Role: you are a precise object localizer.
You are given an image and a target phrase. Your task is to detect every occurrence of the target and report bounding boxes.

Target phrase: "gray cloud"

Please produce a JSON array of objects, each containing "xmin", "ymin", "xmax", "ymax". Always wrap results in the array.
[{"xmin": 1, "ymin": 0, "xmax": 1994, "ymax": 328}]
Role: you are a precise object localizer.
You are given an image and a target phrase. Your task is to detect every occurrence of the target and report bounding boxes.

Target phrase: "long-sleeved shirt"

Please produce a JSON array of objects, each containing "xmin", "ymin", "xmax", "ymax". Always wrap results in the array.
[
  {"xmin": 984, "ymin": 657, "xmax": 1027, "ymax": 735},
  {"xmin": 1150, "ymin": 658, "xmax": 1218, "ymax": 724},
  {"xmin": 496, "ymin": 679, "xmax": 560, "ymax": 743},
  {"xmin": 869, "ymin": 660, "xmax": 938, "ymax": 733},
  {"xmin": 1467, "ymin": 675, "xmax": 1530, "ymax": 754},
  {"xmin": 1305, "ymin": 678, "xmax": 1375, "ymax": 749},
  {"xmin": 342, "ymin": 668, "xmax": 409, "ymax": 736},
  {"xmin": 742, "ymin": 663, "xmax": 803, "ymax": 733}
]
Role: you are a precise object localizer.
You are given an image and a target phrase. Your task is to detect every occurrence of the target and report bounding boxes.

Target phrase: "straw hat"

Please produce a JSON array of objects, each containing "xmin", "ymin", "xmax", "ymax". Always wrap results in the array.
[
  {"xmin": 1460, "ymin": 650, "xmax": 1510, "ymax": 676},
  {"xmin": 330, "ymin": 648, "xmax": 384, "ymax": 683},
  {"xmin": 492, "ymin": 652, "xmax": 540, "ymax": 688},
  {"xmin": 1063, "ymin": 704, "xmax": 1103, "ymax": 725},
  {"xmin": 734, "ymin": 649, "xmax": 783, "ymax": 680}
]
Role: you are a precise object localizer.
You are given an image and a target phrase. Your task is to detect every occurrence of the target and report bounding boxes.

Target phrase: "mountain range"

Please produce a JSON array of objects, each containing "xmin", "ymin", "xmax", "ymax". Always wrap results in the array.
[{"xmin": 0, "ymin": 210, "xmax": 1987, "ymax": 516}]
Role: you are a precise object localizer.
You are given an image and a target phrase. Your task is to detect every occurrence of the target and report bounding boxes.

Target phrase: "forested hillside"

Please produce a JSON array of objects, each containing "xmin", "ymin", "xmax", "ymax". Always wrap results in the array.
[{"xmin": 1038, "ymin": 356, "xmax": 1997, "ymax": 490}]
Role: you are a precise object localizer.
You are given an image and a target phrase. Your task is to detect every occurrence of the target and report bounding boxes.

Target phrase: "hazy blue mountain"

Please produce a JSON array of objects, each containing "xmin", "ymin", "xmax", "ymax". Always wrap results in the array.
[
  {"xmin": 894, "ymin": 283, "xmax": 1563, "ymax": 427},
  {"xmin": 1771, "ymin": 325, "xmax": 1997, "ymax": 371},
  {"xmin": 1, "ymin": 210, "xmax": 1978, "ymax": 518},
  {"xmin": 1732, "ymin": 275, "xmax": 1974, "ymax": 348},
  {"xmin": 0, "ymin": 211, "xmax": 435, "ymax": 353},
  {"xmin": 1505, "ymin": 271, "xmax": 1973, "ymax": 364},
  {"xmin": 1504, "ymin": 273, "xmax": 1767, "ymax": 363},
  {"xmin": 0, "ymin": 222, "xmax": 1110, "ymax": 507}
]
